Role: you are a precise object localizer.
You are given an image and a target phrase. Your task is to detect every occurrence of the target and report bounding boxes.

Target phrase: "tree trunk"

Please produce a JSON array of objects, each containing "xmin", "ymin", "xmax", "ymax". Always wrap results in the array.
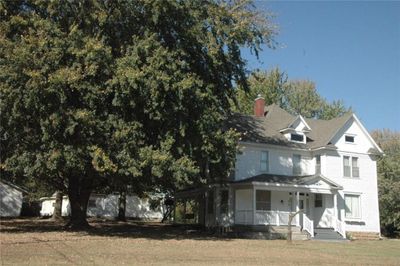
[
  {"xmin": 117, "ymin": 191, "xmax": 126, "ymax": 221},
  {"xmin": 287, "ymin": 210, "xmax": 302, "ymax": 244},
  {"xmin": 65, "ymin": 175, "xmax": 92, "ymax": 229},
  {"xmin": 52, "ymin": 191, "xmax": 63, "ymax": 221}
]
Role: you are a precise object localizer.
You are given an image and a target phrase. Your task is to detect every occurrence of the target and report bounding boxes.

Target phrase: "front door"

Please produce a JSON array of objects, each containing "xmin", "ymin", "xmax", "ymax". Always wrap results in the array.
[{"xmin": 298, "ymin": 194, "xmax": 310, "ymax": 228}]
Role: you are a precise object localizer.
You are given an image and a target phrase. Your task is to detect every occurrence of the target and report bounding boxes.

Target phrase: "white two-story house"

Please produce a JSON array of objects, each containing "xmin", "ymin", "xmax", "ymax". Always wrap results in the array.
[{"xmin": 175, "ymin": 96, "xmax": 383, "ymax": 240}]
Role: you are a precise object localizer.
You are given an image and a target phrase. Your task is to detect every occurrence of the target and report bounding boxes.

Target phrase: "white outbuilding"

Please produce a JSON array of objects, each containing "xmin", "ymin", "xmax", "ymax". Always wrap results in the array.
[
  {"xmin": 0, "ymin": 180, "xmax": 27, "ymax": 217},
  {"xmin": 40, "ymin": 193, "xmax": 164, "ymax": 220}
]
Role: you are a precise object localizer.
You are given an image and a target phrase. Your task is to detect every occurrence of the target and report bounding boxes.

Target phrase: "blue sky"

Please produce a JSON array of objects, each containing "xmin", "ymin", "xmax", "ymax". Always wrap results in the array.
[{"xmin": 242, "ymin": 1, "xmax": 400, "ymax": 131}]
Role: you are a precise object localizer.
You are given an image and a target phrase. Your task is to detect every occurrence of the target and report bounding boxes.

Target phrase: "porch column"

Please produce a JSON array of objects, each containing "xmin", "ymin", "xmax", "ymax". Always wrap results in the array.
[
  {"xmin": 333, "ymin": 192, "xmax": 338, "ymax": 218},
  {"xmin": 295, "ymin": 191, "xmax": 300, "ymax": 226},
  {"xmin": 252, "ymin": 186, "xmax": 256, "ymax": 225}
]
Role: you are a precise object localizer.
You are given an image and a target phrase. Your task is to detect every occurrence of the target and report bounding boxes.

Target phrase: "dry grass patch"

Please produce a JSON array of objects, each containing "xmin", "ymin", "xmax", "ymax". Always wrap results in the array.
[{"xmin": 1, "ymin": 218, "xmax": 399, "ymax": 265}]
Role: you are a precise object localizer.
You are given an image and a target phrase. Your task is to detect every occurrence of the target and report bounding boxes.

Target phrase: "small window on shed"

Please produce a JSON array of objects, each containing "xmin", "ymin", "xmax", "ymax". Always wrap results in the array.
[
  {"xmin": 345, "ymin": 135, "xmax": 355, "ymax": 143},
  {"xmin": 291, "ymin": 133, "xmax": 304, "ymax": 142}
]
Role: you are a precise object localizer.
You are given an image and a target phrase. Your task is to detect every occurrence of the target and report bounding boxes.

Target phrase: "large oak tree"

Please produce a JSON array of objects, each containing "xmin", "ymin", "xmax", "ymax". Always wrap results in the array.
[{"xmin": 0, "ymin": 0, "xmax": 275, "ymax": 227}]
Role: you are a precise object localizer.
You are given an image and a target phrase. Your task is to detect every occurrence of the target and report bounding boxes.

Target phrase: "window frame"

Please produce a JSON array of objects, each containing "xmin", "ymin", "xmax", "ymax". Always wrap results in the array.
[
  {"xmin": 345, "ymin": 134, "xmax": 356, "ymax": 144},
  {"xmin": 255, "ymin": 190, "xmax": 271, "ymax": 211},
  {"xmin": 293, "ymin": 154, "xmax": 302, "ymax": 175},
  {"xmin": 290, "ymin": 133, "xmax": 304, "ymax": 143},
  {"xmin": 260, "ymin": 151, "xmax": 269, "ymax": 173},
  {"xmin": 314, "ymin": 193, "xmax": 323, "ymax": 208},
  {"xmin": 343, "ymin": 155, "xmax": 360, "ymax": 178},
  {"xmin": 344, "ymin": 193, "xmax": 362, "ymax": 220},
  {"xmin": 315, "ymin": 155, "xmax": 321, "ymax": 174}
]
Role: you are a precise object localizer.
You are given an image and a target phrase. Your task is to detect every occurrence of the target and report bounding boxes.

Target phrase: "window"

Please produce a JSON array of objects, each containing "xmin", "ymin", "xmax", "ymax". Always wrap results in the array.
[
  {"xmin": 207, "ymin": 191, "xmax": 214, "ymax": 214},
  {"xmin": 343, "ymin": 156, "xmax": 359, "ymax": 178},
  {"xmin": 256, "ymin": 190, "xmax": 271, "ymax": 211},
  {"xmin": 315, "ymin": 194, "xmax": 323, "ymax": 207},
  {"xmin": 260, "ymin": 151, "xmax": 269, "ymax": 172},
  {"xmin": 345, "ymin": 135, "xmax": 355, "ymax": 143},
  {"xmin": 343, "ymin": 156, "xmax": 351, "ymax": 177},
  {"xmin": 220, "ymin": 190, "xmax": 229, "ymax": 214},
  {"xmin": 293, "ymin": 154, "xmax": 302, "ymax": 175},
  {"xmin": 345, "ymin": 194, "xmax": 361, "ymax": 219},
  {"xmin": 291, "ymin": 133, "xmax": 304, "ymax": 142},
  {"xmin": 352, "ymin": 157, "xmax": 359, "ymax": 177},
  {"xmin": 315, "ymin": 155, "xmax": 321, "ymax": 174}
]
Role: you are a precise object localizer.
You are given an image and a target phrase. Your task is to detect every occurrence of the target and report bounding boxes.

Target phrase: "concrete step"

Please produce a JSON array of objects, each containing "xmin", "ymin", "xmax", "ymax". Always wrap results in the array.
[{"xmin": 313, "ymin": 228, "xmax": 346, "ymax": 241}]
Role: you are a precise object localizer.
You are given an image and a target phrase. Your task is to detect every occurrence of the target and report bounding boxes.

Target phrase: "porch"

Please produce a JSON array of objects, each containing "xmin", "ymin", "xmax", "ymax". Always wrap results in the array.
[
  {"xmin": 173, "ymin": 174, "xmax": 347, "ymax": 239},
  {"xmin": 229, "ymin": 174, "xmax": 347, "ymax": 239}
]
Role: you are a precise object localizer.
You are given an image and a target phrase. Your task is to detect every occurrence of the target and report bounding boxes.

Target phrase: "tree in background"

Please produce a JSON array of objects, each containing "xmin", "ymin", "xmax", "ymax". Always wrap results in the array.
[
  {"xmin": 235, "ymin": 68, "xmax": 288, "ymax": 114},
  {"xmin": 0, "ymin": 0, "xmax": 275, "ymax": 227},
  {"xmin": 371, "ymin": 129, "xmax": 400, "ymax": 237},
  {"xmin": 235, "ymin": 68, "xmax": 350, "ymax": 119},
  {"xmin": 284, "ymin": 80, "xmax": 324, "ymax": 118}
]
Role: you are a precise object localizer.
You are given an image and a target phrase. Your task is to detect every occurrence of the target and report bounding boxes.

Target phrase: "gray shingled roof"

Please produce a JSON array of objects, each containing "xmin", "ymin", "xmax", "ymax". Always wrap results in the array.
[{"xmin": 227, "ymin": 104, "xmax": 353, "ymax": 150}]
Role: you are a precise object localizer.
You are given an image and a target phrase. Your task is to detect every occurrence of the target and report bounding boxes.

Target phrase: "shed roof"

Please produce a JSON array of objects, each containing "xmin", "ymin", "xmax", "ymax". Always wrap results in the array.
[{"xmin": 0, "ymin": 179, "xmax": 29, "ymax": 194}]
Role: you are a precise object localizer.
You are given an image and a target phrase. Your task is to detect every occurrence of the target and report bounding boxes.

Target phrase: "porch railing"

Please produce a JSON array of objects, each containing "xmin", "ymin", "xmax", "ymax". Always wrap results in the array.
[
  {"xmin": 255, "ymin": 210, "xmax": 291, "ymax": 226},
  {"xmin": 332, "ymin": 216, "xmax": 346, "ymax": 238},
  {"xmin": 302, "ymin": 213, "xmax": 314, "ymax": 237},
  {"xmin": 235, "ymin": 210, "xmax": 253, "ymax": 225}
]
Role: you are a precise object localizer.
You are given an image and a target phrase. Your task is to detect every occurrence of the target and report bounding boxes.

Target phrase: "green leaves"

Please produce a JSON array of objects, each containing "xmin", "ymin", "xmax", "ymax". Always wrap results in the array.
[
  {"xmin": 371, "ymin": 129, "xmax": 400, "ymax": 236},
  {"xmin": 1, "ymin": 0, "xmax": 275, "ymax": 203},
  {"xmin": 235, "ymin": 67, "xmax": 350, "ymax": 119}
]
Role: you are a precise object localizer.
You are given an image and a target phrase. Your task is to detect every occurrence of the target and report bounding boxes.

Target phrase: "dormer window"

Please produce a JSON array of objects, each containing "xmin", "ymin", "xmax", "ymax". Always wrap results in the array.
[
  {"xmin": 345, "ymin": 135, "xmax": 355, "ymax": 143},
  {"xmin": 290, "ymin": 133, "xmax": 304, "ymax": 142}
]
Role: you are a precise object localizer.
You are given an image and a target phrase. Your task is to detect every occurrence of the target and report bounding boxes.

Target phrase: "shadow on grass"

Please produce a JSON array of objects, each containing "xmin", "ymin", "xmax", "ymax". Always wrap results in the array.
[{"xmin": 0, "ymin": 217, "xmax": 234, "ymax": 241}]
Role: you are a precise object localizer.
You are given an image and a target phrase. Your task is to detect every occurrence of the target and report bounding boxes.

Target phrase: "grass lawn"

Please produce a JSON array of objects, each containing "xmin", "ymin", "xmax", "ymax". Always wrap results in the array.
[{"xmin": 1, "ymin": 219, "xmax": 399, "ymax": 265}]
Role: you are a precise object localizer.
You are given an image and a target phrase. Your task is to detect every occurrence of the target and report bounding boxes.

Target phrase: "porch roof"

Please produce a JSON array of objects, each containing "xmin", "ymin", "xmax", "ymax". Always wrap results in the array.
[{"xmin": 231, "ymin": 173, "xmax": 343, "ymax": 191}]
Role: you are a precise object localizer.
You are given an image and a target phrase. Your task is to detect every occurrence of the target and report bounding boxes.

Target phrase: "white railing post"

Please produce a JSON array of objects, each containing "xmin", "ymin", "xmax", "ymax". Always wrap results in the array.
[
  {"xmin": 302, "ymin": 213, "xmax": 314, "ymax": 238},
  {"xmin": 332, "ymin": 215, "xmax": 347, "ymax": 239},
  {"xmin": 276, "ymin": 210, "xmax": 280, "ymax": 226},
  {"xmin": 295, "ymin": 192, "xmax": 300, "ymax": 226},
  {"xmin": 341, "ymin": 219, "xmax": 346, "ymax": 239},
  {"xmin": 310, "ymin": 219, "xmax": 314, "ymax": 237}
]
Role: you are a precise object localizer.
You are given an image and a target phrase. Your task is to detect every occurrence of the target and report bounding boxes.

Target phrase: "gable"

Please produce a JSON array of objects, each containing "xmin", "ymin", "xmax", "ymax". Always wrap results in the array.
[
  {"xmin": 288, "ymin": 116, "xmax": 311, "ymax": 132},
  {"xmin": 330, "ymin": 115, "xmax": 383, "ymax": 154},
  {"xmin": 301, "ymin": 175, "xmax": 342, "ymax": 190}
]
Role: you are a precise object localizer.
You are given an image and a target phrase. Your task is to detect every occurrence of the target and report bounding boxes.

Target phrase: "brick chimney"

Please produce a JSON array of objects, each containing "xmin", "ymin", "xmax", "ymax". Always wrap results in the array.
[{"xmin": 254, "ymin": 94, "xmax": 265, "ymax": 117}]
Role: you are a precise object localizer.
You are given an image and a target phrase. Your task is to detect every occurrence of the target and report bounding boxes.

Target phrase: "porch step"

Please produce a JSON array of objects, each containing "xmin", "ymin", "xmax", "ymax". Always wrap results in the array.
[{"xmin": 313, "ymin": 228, "xmax": 346, "ymax": 241}]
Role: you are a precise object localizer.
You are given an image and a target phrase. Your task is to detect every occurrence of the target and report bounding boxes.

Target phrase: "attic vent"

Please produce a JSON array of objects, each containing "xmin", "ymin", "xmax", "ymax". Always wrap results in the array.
[
  {"xmin": 345, "ymin": 135, "xmax": 355, "ymax": 143},
  {"xmin": 291, "ymin": 133, "xmax": 304, "ymax": 142}
]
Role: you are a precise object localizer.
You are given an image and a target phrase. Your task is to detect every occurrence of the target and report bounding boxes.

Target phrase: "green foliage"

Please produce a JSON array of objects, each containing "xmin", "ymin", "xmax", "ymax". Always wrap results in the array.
[
  {"xmin": 284, "ymin": 80, "xmax": 324, "ymax": 118},
  {"xmin": 371, "ymin": 129, "xmax": 400, "ymax": 237},
  {"xmin": 0, "ymin": 0, "xmax": 275, "ymax": 223},
  {"xmin": 235, "ymin": 68, "xmax": 350, "ymax": 119},
  {"xmin": 235, "ymin": 67, "xmax": 287, "ymax": 114}
]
